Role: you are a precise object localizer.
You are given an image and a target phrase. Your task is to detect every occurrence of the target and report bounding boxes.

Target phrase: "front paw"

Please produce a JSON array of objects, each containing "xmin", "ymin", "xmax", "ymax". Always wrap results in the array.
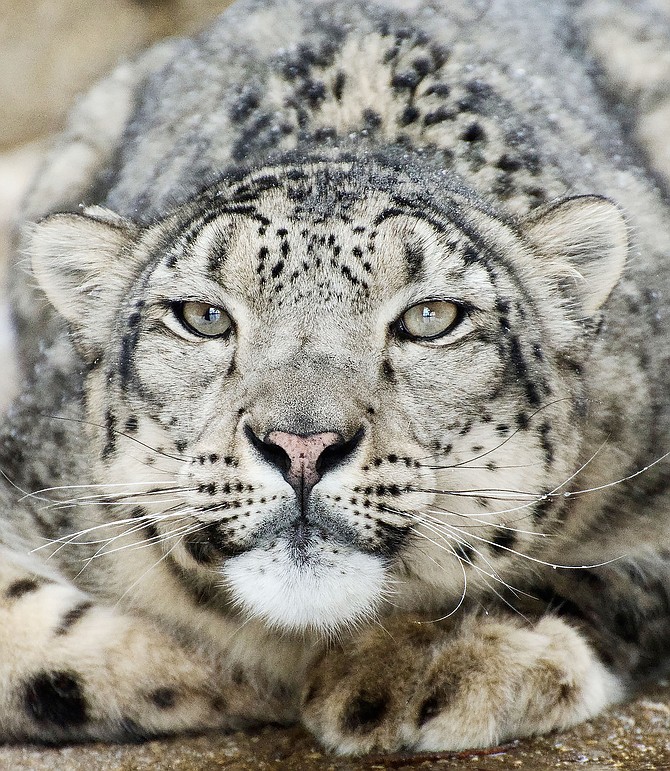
[{"xmin": 301, "ymin": 615, "xmax": 623, "ymax": 755}]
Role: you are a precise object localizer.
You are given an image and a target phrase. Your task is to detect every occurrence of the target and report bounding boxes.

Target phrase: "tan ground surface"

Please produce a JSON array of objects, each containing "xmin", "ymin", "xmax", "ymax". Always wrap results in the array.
[
  {"xmin": 2, "ymin": 1, "xmax": 670, "ymax": 768},
  {"xmin": 3, "ymin": 681, "xmax": 670, "ymax": 770}
]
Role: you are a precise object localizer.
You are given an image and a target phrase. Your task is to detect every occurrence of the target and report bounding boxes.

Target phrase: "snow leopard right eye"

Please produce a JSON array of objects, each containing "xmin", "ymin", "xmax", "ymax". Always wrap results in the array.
[{"xmin": 174, "ymin": 301, "xmax": 232, "ymax": 338}]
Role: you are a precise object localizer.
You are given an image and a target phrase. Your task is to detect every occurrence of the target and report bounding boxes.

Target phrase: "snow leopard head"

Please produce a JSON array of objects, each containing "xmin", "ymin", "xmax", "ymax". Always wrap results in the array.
[{"xmin": 30, "ymin": 158, "xmax": 627, "ymax": 634}]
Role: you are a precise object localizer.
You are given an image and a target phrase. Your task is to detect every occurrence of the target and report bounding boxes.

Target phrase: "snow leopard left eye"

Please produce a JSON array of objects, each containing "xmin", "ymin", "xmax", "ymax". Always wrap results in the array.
[
  {"xmin": 396, "ymin": 300, "xmax": 462, "ymax": 341},
  {"xmin": 174, "ymin": 301, "xmax": 232, "ymax": 338}
]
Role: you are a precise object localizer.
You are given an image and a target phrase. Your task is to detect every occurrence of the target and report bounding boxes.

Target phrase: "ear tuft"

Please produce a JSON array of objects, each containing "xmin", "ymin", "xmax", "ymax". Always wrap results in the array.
[
  {"xmin": 28, "ymin": 208, "xmax": 139, "ymax": 357},
  {"xmin": 522, "ymin": 195, "xmax": 629, "ymax": 314}
]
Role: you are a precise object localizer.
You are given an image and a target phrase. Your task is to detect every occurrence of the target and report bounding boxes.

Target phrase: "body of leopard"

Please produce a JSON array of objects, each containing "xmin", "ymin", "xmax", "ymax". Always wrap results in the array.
[{"xmin": 3, "ymin": 0, "xmax": 670, "ymax": 754}]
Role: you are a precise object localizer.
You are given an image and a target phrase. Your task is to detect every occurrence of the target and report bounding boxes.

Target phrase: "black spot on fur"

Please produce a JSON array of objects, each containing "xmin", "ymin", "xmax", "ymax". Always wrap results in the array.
[
  {"xmin": 102, "ymin": 410, "xmax": 117, "ymax": 460},
  {"xmin": 391, "ymin": 71, "xmax": 420, "ymax": 90},
  {"xmin": 533, "ymin": 493, "xmax": 553, "ymax": 522},
  {"xmin": 230, "ymin": 84, "xmax": 261, "ymax": 123},
  {"xmin": 374, "ymin": 521, "xmax": 410, "ymax": 556},
  {"xmin": 538, "ymin": 421, "xmax": 555, "ymax": 465},
  {"xmin": 423, "ymin": 106, "xmax": 456, "ymax": 125},
  {"xmin": 403, "ymin": 242, "xmax": 424, "ymax": 278},
  {"xmin": 362, "ymin": 109, "xmax": 382, "ymax": 130},
  {"xmin": 462, "ymin": 244, "xmax": 479, "ymax": 264},
  {"xmin": 149, "ymin": 688, "xmax": 177, "ymax": 709},
  {"xmin": 417, "ymin": 693, "xmax": 443, "ymax": 726},
  {"xmin": 459, "ymin": 79, "xmax": 494, "ymax": 111},
  {"xmin": 399, "ymin": 105, "xmax": 420, "ymax": 126},
  {"xmin": 417, "ymin": 674, "xmax": 460, "ymax": 727},
  {"xmin": 333, "ymin": 70, "xmax": 346, "ymax": 100},
  {"xmin": 507, "ymin": 336, "xmax": 540, "ymax": 406},
  {"xmin": 411, "ymin": 56, "xmax": 432, "ymax": 77},
  {"xmin": 119, "ymin": 328, "xmax": 139, "ymax": 390},
  {"xmin": 496, "ymin": 153, "xmax": 523, "ymax": 172},
  {"xmin": 341, "ymin": 691, "xmax": 389, "ymax": 733},
  {"xmin": 492, "ymin": 528, "xmax": 516, "ymax": 551},
  {"xmin": 340, "ymin": 265, "xmax": 359, "ymax": 285},
  {"xmin": 425, "ymin": 82, "xmax": 451, "ymax": 97},
  {"xmin": 55, "ymin": 601, "xmax": 94, "ymax": 636},
  {"xmin": 6, "ymin": 578, "xmax": 42, "ymax": 599},
  {"xmin": 382, "ymin": 359, "xmax": 397, "ymax": 384},
  {"xmin": 461, "ymin": 122, "xmax": 486, "ymax": 142},
  {"xmin": 124, "ymin": 415, "xmax": 139, "ymax": 434},
  {"xmin": 516, "ymin": 411, "xmax": 530, "ymax": 430},
  {"xmin": 454, "ymin": 542, "xmax": 474, "ymax": 563},
  {"xmin": 24, "ymin": 672, "xmax": 88, "ymax": 727},
  {"xmin": 184, "ymin": 523, "xmax": 245, "ymax": 562}
]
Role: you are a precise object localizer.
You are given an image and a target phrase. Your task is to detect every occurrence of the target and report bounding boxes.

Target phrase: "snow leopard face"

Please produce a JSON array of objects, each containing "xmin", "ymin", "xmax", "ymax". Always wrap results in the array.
[{"xmin": 30, "ymin": 158, "xmax": 626, "ymax": 635}]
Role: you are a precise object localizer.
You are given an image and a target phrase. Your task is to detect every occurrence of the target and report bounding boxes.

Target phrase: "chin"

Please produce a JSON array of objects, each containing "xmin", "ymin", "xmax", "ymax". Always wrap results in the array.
[{"xmin": 221, "ymin": 539, "xmax": 389, "ymax": 636}]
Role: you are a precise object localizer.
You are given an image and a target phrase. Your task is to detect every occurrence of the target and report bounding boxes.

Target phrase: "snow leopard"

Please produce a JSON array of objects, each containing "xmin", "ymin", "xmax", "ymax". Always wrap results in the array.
[{"xmin": 4, "ymin": 0, "xmax": 670, "ymax": 755}]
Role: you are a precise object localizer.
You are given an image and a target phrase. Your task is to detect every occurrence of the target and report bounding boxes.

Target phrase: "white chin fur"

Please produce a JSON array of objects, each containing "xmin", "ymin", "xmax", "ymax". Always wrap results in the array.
[{"xmin": 221, "ymin": 541, "xmax": 387, "ymax": 635}]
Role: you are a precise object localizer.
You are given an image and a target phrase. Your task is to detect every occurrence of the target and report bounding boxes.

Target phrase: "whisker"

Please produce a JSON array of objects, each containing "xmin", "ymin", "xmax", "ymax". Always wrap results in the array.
[
  {"xmin": 400, "ymin": 509, "xmax": 531, "ymax": 618},
  {"xmin": 109, "ymin": 530, "xmax": 191, "ymax": 602},
  {"xmin": 421, "ymin": 505, "xmax": 546, "ymax": 538},
  {"xmin": 38, "ymin": 413, "xmax": 195, "ymax": 463},
  {"xmin": 83, "ymin": 518, "xmax": 200, "ymax": 561},
  {"xmin": 547, "ymin": 438, "xmax": 610, "ymax": 495},
  {"xmin": 32, "ymin": 505, "xmax": 195, "ymax": 554},
  {"xmin": 420, "ymin": 397, "xmax": 573, "ymax": 470},
  {"xmin": 439, "ymin": 518, "xmax": 622, "ymax": 570},
  {"xmin": 555, "ymin": 448, "xmax": 670, "ymax": 499},
  {"xmin": 20, "ymin": 479, "xmax": 186, "ymax": 501}
]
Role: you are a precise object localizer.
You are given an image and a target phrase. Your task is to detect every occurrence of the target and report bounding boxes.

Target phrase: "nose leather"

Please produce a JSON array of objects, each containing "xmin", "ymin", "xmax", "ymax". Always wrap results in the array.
[{"xmin": 265, "ymin": 431, "xmax": 342, "ymax": 491}]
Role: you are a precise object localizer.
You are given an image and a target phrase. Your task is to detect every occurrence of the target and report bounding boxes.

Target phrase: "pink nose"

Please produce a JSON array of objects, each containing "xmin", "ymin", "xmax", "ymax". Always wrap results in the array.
[{"xmin": 265, "ymin": 431, "xmax": 342, "ymax": 491}]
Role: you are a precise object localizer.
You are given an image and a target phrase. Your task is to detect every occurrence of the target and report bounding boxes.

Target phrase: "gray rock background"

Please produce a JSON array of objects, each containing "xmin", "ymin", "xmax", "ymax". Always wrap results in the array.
[{"xmin": 1, "ymin": 0, "xmax": 670, "ymax": 768}]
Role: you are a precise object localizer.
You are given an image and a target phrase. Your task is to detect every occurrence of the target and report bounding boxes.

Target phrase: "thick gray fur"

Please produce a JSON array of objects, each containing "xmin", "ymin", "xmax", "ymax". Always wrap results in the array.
[{"xmin": 2, "ymin": 0, "xmax": 670, "ymax": 754}]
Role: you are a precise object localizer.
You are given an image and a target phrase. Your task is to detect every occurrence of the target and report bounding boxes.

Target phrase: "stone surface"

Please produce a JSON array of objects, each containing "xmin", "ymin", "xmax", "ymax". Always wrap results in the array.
[{"xmin": 2, "ymin": 681, "xmax": 670, "ymax": 769}]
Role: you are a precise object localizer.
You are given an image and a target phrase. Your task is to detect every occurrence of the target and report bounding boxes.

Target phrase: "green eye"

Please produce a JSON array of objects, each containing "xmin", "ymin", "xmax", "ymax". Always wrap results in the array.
[
  {"xmin": 177, "ymin": 301, "xmax": 232, "ymax": 338},
  {"xmin": 398, "ymin": 300, "xmax": 461, "ymax": 340}
]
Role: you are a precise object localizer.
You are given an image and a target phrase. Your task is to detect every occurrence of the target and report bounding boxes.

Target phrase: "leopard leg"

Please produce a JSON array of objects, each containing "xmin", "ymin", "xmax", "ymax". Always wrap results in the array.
[
  {"xmin": 0, "ymin": 545, "xmax": 296, "ymax": 742},
  {"xmin": 301, "ymin": 612, "xmax": 622, "ymax": 755}
]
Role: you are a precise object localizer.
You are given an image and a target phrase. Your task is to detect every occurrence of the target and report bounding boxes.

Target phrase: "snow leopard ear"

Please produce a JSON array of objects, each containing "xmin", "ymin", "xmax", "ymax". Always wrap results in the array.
[
  {"xmin": 29, "ymin": 207, "xmax": 140, "ymax": 358},
  {"xmin": 521, "ymin": 195, "xmax": 628, "ymax": 314}
]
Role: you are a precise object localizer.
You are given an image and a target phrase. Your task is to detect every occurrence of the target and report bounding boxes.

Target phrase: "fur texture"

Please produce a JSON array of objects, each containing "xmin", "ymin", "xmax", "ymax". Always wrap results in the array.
[{"xmin": 3, "ymin": 0, "xmax": 670, "ymax": 754}]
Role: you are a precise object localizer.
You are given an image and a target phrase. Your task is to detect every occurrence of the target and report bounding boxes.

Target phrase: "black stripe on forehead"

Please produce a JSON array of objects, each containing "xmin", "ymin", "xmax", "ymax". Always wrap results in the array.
[
  {"xmin": 377, "ymin": 193, "xmax": 530, "ymax": 300},
  {"xmin": 228, "ymin": 174, "xmax": 283, "ymax": 204},
  {"xmin": 403, "ymin": 241, "xmax": 425, "ymax": 281},
  {"xmin": 164, "ymin": 203, "xmax": 271, "ymax": 272},
  {"xmin": 377, "ymin": 194, "xmax": 552, "ymax": 408}
]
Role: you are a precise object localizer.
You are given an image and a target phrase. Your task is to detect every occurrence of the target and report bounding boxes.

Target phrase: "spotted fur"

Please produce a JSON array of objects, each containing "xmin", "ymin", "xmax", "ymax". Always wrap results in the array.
[{"xmin": 4, "ymin": 0, "xmax": 670, "ymax": 755}]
